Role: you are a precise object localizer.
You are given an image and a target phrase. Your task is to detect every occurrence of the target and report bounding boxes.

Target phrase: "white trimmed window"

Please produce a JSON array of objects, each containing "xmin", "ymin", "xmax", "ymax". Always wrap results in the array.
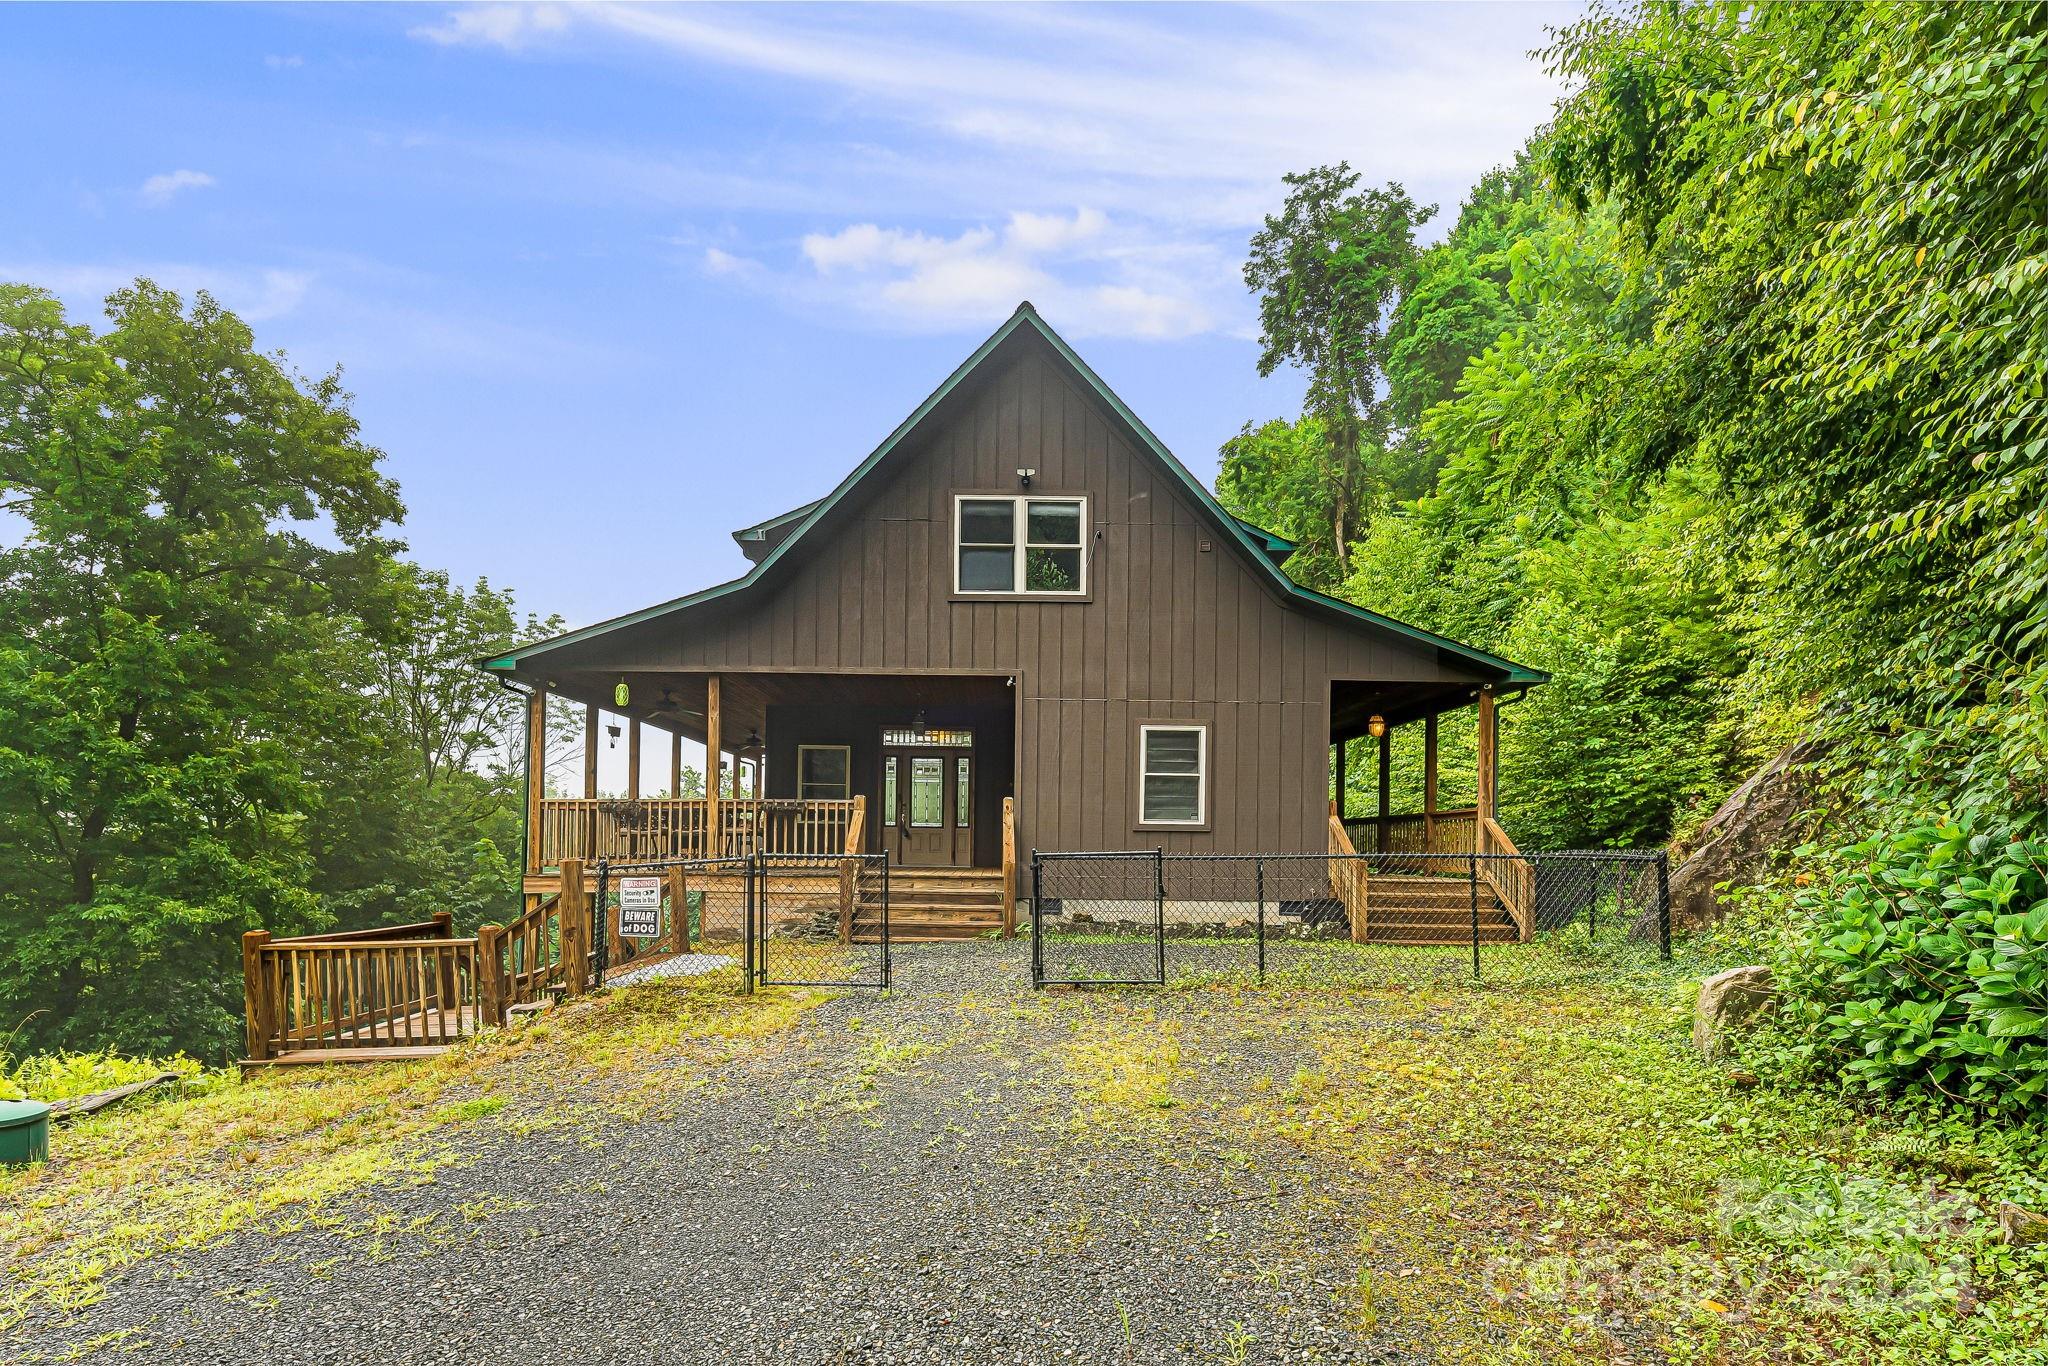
[
  {"xmin": 954, "ymin": 495, "xmax": 1087, "ymax": 595},
  {"xmin": 1139, "ymin": 725, "xmax": 1206, "ymax": 826},
  {"xmin": 797, "ymin": 745, "xmax": 851, "ymax": 801}
]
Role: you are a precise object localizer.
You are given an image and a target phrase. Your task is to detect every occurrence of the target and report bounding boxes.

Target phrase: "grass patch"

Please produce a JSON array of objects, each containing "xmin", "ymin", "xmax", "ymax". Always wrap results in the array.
[
  {"xmin": 0, "ymin": 977, "xmax": 822, "ymax": 1336},
  {"xmin": 1042, "ymin": 981, "xmax": 2048, "ymax": 1364}
]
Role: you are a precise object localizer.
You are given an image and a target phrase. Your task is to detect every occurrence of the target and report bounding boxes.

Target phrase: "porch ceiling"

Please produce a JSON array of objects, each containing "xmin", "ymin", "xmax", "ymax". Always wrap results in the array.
[
  {"xmin": 533, "ymin": 670, "xmax": 1012, "ymax": 751},
  {"xmin": 1330, "ymin": 679, "xmax": 1522, "ymax": 741}
]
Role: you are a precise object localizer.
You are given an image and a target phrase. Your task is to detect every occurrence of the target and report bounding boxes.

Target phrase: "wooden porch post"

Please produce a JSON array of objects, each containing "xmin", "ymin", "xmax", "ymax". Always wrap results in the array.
[
  {"xmin": 559, "ymin": 858, "xmax": 589, "ymax": 995},
  {"xmin": 1333, "ymin": 740, "xmax": 1347, "ymax": 822},
  {"xmin": 751, "ymin": 754, "xmax": 762, "ymax": 800},
  {"xmin": 670, "ymin": 729, "xmax": 683, "ymax": 797},
  {"xmin": 626, "ymin": 719, "xmax": 642, "ymax": 800},
  {"xmin": 525, "ymin": 687, "xmax": 547, "ymax": 876},
  {"xmin": 582, "ymin": 704, "xmax": 599, "ymax": 799},
  {"xmin": 242, "ymin": 930, "xmax": 272, "ymax": 1062},
  {"xmin": 1475, "ymin": 687, "xmax": 1498, "ymax": 853},
  {"xmin": 704, "ymin": 675, "xmax": 721, "ymax": 858},
  {"xmin": 1422, "ymin": 713, "xmax": 1439, "ymax": 852},
  {"xmin": 1377, "ymin": 728, "xmax": 1393, "ymax": 852}
]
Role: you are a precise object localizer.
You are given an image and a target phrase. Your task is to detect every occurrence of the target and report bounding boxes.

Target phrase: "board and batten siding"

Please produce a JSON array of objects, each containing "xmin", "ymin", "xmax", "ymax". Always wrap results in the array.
[{"xmin": 594, "ymin": 334, "xmax": 1488, "ymax": 855}]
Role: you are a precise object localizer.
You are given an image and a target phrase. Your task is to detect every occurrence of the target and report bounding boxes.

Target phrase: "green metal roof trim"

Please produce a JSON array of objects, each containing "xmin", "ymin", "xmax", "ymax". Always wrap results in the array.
[
  {"xmin": 732, "ymin": 498, "xmax": 822, "ymax": 546},
  {"xmin": 481, "ymin": 303, "xmax": 1545, "ymax": 687},
  {"xmin": 1233, "ymin": 516, "xmax": 1298, "ymax": 565}
]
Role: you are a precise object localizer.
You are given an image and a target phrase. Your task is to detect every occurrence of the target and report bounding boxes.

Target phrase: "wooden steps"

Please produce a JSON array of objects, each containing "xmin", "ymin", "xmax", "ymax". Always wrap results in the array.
[
  {"xmin": 855, "ymin": 867, "xmax": 1008, "ymax": 941},
  {"xmin": 242, "ymin": 1045, "xmax": 450, "ymax": 1070},
  {"xmin": 1362, "ymin": 875, "xmax": 1520, "ymax": 946}
]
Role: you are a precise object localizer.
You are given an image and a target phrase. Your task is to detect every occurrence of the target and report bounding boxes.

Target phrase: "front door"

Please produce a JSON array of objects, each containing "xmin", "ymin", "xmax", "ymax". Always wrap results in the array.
[{"xmin": 881, "ymin": 738, "xmax": 973, "ymax": 867}]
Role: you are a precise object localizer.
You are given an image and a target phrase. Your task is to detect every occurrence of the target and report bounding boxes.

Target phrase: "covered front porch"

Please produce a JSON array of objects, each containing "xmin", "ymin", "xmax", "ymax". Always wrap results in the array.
[{"xmin": 514, "ymin": 670, "xmax": 1019, "ymax": 921}]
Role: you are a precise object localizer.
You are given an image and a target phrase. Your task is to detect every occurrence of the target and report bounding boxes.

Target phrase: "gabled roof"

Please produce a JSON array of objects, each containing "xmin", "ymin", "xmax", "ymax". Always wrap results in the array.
[{"xmin": 482, "ymin": 303, "xmax": 1544, "ymax": 687}]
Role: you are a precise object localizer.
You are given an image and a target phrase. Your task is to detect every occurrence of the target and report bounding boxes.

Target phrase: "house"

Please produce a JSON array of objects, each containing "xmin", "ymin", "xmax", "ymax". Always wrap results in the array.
[{"xmin": 480, "ymin": 303, "xmax": 1545, "ymax": 939}]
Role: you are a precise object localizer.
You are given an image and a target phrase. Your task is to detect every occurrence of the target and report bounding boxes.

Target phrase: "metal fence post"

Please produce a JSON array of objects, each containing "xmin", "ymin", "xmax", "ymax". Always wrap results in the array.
[
  {"xmin": 1656, "ymin": 852, "xmax": 1672, "ymax": 960},
  {"xmin": 1254, "ymin": 856, "xmax": 1266, "ymax": 983},
  {"xmin": 1468, "ymin": 853, "xmax": 1481, "ymax": 979},
  {"xmin": 1029, "ymin": 850, "xmax": 1043, "ymax": 990},
  {"xmin": 743, "ymin": 854, "xmax": 757, "ymax": 995},
  {"xmin": 1154, "ymin": 847, "xmax": 1166, "ymax": 985},
  {"xmin": 593, "ymin": 859, "xmax": 610, "ymax": 990}
]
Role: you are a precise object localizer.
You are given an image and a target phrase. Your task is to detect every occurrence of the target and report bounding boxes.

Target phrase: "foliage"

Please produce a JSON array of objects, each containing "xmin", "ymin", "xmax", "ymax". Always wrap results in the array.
[
  {"xmin": 1766, "ymin": 823, "xmax": 2048, "ymax": 1116},
  {"xmin": 1241, "ymin": 165, "xmax": 1433, "ymax": 584},
  {"xmin": 0, "ymin": 282, "xmax": 548, "ymax": 1061},
  {"xmin": 2, "ymin": 1049, "xmax": 203, "ymax": 1104}
]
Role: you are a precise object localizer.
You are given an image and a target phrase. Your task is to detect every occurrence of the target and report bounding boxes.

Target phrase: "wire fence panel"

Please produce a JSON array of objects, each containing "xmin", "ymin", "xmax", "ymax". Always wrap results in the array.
[
  {"xmin": 589, "ymin": 856, "xmax": 752, "ymax": 993},
  {"xmin": 1032, "ymin": 852, "xmax": 1167, "ymax": 985},
  {"xmin": 753, "ymin": 853, "xmax": 890, "ymax": 991},
  {"xmin": 1033, "ymin": 850, "xmax": 1673, "ymax": 991}
]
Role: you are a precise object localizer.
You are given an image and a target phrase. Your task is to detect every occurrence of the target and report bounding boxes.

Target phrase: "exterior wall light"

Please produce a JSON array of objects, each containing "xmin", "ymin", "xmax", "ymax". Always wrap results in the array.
[{"xmin": 1367, "ymin": 714, "xmax": 1387, "ymax": 739}]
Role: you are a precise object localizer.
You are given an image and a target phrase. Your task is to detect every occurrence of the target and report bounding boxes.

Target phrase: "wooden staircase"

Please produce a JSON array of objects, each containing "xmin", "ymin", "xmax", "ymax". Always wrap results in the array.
[
  {"xmin": 853, "ymin": 867, "xmax": 1009, "ymax": 942},
  {"xmin": 1362, "ymin": 874, "xmax": 1519, "ymax": 946}
]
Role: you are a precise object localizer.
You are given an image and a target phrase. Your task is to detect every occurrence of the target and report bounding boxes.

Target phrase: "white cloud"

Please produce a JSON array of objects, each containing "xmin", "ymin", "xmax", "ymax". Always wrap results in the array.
[
  {"xmin": 700, "ymin": 245, "xmax": 760, "ymax": 278},
  {"xmin": 779, "ymin": 209, "xmax": 1214, "ymax": 339},
  {"xmin": 264, "ymin": 54, "xmax": 305, "ymax": 70},
  {"xmin": 5, "ymin": 262, "xmax": 314, "ymax": 321},
  {"xmin": 139, "ymin": 169, "xmax": 216, "ymax": 206},
  {"xmin": 405, "ymin": 2, "xmax": 1579, "ymax": 339},
  {"xmin": 411, "ymin": 4, "xmax": 568, "ymax": 51}
]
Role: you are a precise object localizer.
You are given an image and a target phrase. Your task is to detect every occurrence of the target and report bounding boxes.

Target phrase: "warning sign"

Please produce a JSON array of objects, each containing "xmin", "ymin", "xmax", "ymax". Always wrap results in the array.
[{"xmin": 618, "ymin": 877, "xmax": 663, "ymax": 938}]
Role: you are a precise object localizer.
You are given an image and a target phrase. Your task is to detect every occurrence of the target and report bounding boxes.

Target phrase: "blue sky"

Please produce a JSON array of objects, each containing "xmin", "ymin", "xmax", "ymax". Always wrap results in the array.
[{"xmin": 1, "ymin": 2, "xmax": 1576, "ymax": 631}]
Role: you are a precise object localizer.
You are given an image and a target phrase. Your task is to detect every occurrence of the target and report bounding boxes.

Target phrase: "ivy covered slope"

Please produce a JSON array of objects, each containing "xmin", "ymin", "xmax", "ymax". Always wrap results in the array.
[{"xmin": 1221, "ymin": 2, "xmax": 2048, "ymax": 1113}]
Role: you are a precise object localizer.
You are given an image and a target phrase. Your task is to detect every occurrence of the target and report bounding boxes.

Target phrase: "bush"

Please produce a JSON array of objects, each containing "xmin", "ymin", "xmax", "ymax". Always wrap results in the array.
[{"xmin": 1773, "ymin": 823, "xmax": 2048, "ymax": 1116}]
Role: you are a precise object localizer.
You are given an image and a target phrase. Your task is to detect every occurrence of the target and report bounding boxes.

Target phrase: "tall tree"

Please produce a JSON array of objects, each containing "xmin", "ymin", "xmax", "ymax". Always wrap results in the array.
[
  {"xmin": 0, "ymin": 281, "xmax": 404, "ymax": 1056},
  {"xmin": 1243, "ymin": 165, "xmax": 1433, "ymax": 578}
]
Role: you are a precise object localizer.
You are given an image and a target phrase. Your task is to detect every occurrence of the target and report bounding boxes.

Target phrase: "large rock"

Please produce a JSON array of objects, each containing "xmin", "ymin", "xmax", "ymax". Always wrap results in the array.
[
  {"xmin": 1668, "ymin": 740, "xmax": 1827, "ymax": 929},
  {"xmin": 1999, "ymin": 1203, "xmax": 2048, "ymax": 1246},
  {"xmin": 1694, "ymin": 965, "xmax": 1777, "ymax": 1059}
]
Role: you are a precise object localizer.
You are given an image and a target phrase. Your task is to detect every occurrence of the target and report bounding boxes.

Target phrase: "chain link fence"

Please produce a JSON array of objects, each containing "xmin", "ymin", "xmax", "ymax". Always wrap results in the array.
[
  {"xmin": 589, "ymin": 853, "xmax": 889, "ymax": 993},
  {"xmin": 1032, "ymin": 850, "xmax": 1673, "ymax": 991}
]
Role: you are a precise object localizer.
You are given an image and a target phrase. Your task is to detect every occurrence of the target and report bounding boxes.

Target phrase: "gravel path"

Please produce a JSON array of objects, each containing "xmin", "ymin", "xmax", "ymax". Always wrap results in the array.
[{"xmin": 11, "ymin": 943, "xmax": 1422, "ymax": 1366}]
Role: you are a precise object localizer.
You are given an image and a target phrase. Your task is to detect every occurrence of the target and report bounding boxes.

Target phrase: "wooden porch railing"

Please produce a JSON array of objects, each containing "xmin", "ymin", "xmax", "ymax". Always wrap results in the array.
[
  {"xmin": 1477, "ymin": 815, "xmax": 1535, "ymax": 942},
  {"xmin": 1328, "ymin": 801, "xmax": 1370, "ymax": 943},
  {"xmin": 1344, "ymin": 806, "xmax": 1480, "ymax": 856},
  {"xmin": 537, "ymin": 797, "xmax": 860, "ymax": 865},
  {"xmin": 242, "ymin": 915, "xmax": 484, "ymax": 1062}
]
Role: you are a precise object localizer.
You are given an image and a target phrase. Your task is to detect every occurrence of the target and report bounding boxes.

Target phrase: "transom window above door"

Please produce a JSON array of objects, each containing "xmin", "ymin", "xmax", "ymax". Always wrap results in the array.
[{"xmin": 954, "ymin": 495, "xmax": 1087, "ymax": 596}]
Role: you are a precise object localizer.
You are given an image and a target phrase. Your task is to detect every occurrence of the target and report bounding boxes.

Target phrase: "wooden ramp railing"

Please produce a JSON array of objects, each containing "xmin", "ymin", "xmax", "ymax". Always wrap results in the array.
[{"xmin": 242, "ymin": 914, "xmax": 485, "ymax": 1064}]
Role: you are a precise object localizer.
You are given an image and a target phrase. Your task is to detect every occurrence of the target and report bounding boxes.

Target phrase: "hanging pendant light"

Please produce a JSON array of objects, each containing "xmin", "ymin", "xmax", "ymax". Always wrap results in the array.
[
  {"xmin": 614, "ymin": 677, "xmax": 631, "ymax": 708},
  {"xmin": 1367, "ymin": 714, "xmax": 1387, "ymax": 739}
]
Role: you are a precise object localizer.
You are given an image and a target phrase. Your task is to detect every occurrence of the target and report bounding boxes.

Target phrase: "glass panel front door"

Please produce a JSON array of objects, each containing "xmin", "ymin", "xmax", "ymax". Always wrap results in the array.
[{"xmin": 881, "ymin": 737, "xmax": 974, "ymax": 867}]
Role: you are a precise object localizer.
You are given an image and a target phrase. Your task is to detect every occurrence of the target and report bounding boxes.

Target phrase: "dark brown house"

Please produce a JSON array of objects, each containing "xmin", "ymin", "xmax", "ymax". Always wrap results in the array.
[{"xmin": 483, "ymin": 303, "xmax": 1544, "ymax": 936}]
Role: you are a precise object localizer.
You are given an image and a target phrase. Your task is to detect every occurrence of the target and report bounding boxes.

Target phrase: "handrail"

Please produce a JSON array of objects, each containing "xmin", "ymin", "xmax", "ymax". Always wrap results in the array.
[
  {"xmin": 1479, "ymin": 816, "xmax": 1534, "ymax": 941},
  {"xmin": 272, "ymin": 917, "xmax": 454, "ymax": 945},
  {"xmin": 1328, "ymin": 801, "xmax": 1369, "ymax": 943},
  {"xmin": 538, "ymin": 796, "xmax": 861, "ymax": 865},
  {"xmin": 243, "ymin": 932, "xmax": 482, "ymax": 1059},
  {"xmin": 836, "ymin": 795, "xmax": 868, "ymax": 944},
  {"xmin": 1000, "ymin": 796, "xmax": 1017, "ymax": 939}
]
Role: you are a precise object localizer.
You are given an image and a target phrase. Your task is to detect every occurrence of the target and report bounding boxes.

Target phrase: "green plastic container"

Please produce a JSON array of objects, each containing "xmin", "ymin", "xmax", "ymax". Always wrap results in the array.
[{"xmin": 0, "ymin": 1098, "xmax": 52, "ymax": 1166}]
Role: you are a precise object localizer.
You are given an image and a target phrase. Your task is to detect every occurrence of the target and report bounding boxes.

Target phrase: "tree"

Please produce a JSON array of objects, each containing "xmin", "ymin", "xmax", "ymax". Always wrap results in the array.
[
  {"xmin": 0, "ymin": 281, "xmax": 405, "ymax": 1057},
  {"xmin": 1243, "ymin": 166, "xmax": 1433, "ymax": 579}
]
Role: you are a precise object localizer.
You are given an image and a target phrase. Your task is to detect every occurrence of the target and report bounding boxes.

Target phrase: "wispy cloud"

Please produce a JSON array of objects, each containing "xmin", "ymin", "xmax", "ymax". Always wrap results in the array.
[
  {"xmin": 408, "ymin": 1, "xmax": 1576, "ymax": 339},
  {"xmin": 139, "ymin": 169, "xmax": 217, "ymax": 206},
  {"xmin": 264, "ymin": 54, "xmax": 305, "ymax": 70},
  {"xmin": 3, "ymin": 261, "xmax": 311, "ymax": 320}
]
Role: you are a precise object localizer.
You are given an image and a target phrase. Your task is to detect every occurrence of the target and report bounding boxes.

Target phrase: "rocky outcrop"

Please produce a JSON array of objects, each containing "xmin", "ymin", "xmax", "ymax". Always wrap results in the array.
[
  {"xmin": 1693, "ymin": 965, "xmax": 1777, "ymax": 1059},
  {"xmin": 1668, "ymin": 740, "xmax": 1827, "ymax": 930}
]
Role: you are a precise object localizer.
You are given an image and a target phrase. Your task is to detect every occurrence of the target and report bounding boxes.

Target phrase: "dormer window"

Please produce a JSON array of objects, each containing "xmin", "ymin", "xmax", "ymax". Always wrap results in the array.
[{"xmin": 954, "ymin": 495, "xmax": 1087, "ymax": 596}]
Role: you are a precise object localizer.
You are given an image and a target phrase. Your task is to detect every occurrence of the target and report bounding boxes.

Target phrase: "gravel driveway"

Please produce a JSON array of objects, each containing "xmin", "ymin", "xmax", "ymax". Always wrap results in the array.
[{"xmin": 10, "ymin": 943, "xmax": 1423, "ymax": 1366}]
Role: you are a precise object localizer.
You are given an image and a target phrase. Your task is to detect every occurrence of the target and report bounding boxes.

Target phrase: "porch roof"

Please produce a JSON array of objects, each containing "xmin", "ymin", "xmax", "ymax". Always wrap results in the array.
[{"xmin": 478, "ymin": 303, "xmax": 1546, "ymax": 692}]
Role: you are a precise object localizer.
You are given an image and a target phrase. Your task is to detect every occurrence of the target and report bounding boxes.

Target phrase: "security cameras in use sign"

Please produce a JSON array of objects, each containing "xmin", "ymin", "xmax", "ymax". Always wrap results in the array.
[{"xmin": 618, "ymin": 877, "xmax": 663, "ymax": 938}]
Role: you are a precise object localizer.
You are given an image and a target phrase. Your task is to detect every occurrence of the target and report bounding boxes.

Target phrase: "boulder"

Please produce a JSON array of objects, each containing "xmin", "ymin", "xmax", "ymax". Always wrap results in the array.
[
  {"xmin": 1694, "ymin": 965, "xmax": 1777, "ymax": 1059},
  {"xmin": 1668, "ymin": 740, "xmax": 1827, "ymax": 930},
  {"xmin": 1999, "ymin": 1202, "xmax": 2048, "ymax": 1247}
]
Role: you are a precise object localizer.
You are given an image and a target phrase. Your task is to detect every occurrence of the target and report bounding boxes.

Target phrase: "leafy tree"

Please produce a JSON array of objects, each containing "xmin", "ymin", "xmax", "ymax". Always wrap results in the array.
[
  {"xmin": 1243, "ymin": 165, "xmax": 1434, "ymax": 580},
  {"xmin": 0, "ymin": 281, "xmax": 406, "ymax": 1056}
]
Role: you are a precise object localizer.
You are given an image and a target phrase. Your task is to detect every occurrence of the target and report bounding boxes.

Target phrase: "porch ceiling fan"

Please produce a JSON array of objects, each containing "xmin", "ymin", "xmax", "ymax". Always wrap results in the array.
[{"xmin": 645, "ymin": 686, "xmax": 706, "ymax": 721}]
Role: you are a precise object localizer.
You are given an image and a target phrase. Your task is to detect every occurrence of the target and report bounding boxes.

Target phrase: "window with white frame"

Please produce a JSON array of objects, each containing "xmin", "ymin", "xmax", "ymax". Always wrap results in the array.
[
  {"xmin": 797, "ymin": 745, "xmax": 851, "ymax": 801},
  {"xmin": 954, "ymin": 495, "xmax": 1087, "ymax": 595},
  {"xmin": 1138, "ymin": 724, "xmax": 1206, "ymax": 826}
]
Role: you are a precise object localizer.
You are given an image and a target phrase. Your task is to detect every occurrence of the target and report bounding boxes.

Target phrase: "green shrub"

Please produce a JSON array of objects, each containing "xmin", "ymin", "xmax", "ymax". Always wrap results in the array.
[
  {"xmin": 2, "ymin": 1049, "xmax": 202, "ymax": 1104},
  {"xmin": 1775, "ymin": 823, "xmax": 2048, "ymax": 1116}
]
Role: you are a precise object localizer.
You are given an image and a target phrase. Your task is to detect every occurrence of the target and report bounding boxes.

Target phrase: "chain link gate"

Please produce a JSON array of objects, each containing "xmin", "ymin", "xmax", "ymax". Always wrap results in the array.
[
  {"xmin": 1031, "ymin": 848, "xmax": 1673, "ymax": 990},
  {"xmin": 589, "ymin": 853, "xmax": 892, "ymax": 994}
]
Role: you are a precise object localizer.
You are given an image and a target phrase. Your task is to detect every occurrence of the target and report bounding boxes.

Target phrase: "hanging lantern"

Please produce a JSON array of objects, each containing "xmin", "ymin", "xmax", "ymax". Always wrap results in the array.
[
  {"xmin": 1367, "ymin": 714, "xmax": 1387, "ymax": 739},
  {"xmin": 614, "ymin": 677, "xmax": 631, "ymax": 708},
  {"xmin": 606, "ymin": 722, "xmax": 621, "ymax": 749}
]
